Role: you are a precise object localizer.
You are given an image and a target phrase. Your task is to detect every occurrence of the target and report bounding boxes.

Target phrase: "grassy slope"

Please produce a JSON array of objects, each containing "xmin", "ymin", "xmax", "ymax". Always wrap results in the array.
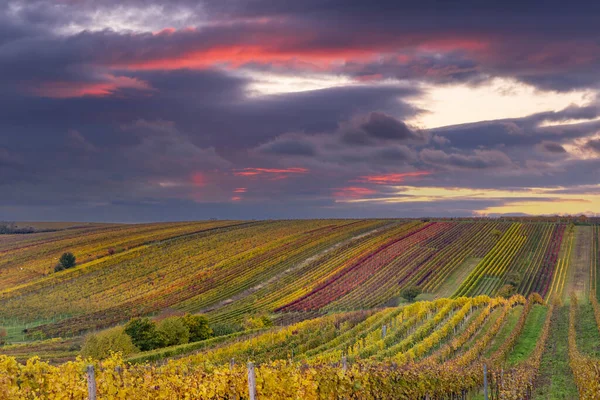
[
  {"xmin": 506, "ymin": 304, "xmax": 547, "ymax": 365},
  {"xmin": 575, "ymin": 303, "xmax": 600, "ymax": 357},
  {"xmin": 434, "ymin": 257, "xmax": 481, "ymax": 298},
  {"xmin": 533, "ymin": 305, "xmax": 578, "ymax": 400},
  {"xmin": 461, "ymin": 307, "xmax": 504, "ymax": 352},
  {"xmin": 564, "ymin": 226, "xmax": 592, "ymax": 303},
  {"xmin": 484, "ymin": 305, "xmax": 523, "ymax": 357}
]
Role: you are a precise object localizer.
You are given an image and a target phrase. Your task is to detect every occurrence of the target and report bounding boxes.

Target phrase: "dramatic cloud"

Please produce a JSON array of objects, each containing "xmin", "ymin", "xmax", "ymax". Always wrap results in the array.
[
  {"xmin": 354, "ymin": 172, "xmax": 433, "ymax": 185},
  {"xmin": 338, "ymin": 185, "xmax": 600, "ymax": 216},
  {"xmin": 537, "ymin": 141, "xmax": 567, "ymax": 154},
  {"xmin": 1, "ymin": 1, "xmax": 600, "ymax": 220},
  {"xmin": 256, "ymin": 135, "xmax": 317, "ymax": 156},
  {"xmin": 254, "ymin": 112, "xmax": 425, "ymax": 171},
  {"xmin": 586, "ymin": 139, "xmax": 600, "ymax": 154},
  {"xmin": 360, "ymin": 112, "xmax": 428, "ymax": 143},
  {"xmin": 332, "ymin": 186, "xmax": 377, "ymax": 199},
  {"xmin": 420, "ymin": 149, "xmax": 514, "ymax": 170}
]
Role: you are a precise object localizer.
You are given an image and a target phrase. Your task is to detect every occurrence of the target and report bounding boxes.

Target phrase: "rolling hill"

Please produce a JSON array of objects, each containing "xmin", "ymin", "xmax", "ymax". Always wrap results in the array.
[{"xmin": 1, "ymin": 219, "xmax": 599, "ymax": 399}]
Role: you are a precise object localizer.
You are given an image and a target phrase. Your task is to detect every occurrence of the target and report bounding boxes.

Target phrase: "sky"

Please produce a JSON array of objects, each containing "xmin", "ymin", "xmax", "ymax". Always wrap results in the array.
[{"xmin": 0, "ymin": 0, "xmax": 599, "ymax": 222}]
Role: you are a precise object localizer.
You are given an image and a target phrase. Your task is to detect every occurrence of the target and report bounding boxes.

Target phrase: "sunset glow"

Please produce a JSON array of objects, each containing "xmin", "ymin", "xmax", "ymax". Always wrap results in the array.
[{"xmin": 2, "ymin": 1, "xmax": 599, "ymax": 220}]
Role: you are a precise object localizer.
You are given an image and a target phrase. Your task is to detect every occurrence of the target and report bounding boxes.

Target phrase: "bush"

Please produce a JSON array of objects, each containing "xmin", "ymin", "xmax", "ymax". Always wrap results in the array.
[
  {"xmin": 505, "ymin": 271, "xmax": 521, "ymax": 287},
  {"xmin": 243, "ymin": 314, "xmax": 273, "ymax": 330},
  {"xmin": 157, "ymin": 317, "xmax": 189, "ymax": 347},
  {"xmin": 124, "ymin": 318, "xmax": 164, "ymax": 351},
  {"xmin": 0, "ymin": 328, "xmax": 7, "ymax": 346},
  {"xmin": 497, "ymin": 284, "xmax": 515, "ymax": 298},
  {"xmin": 182, "ymin": 314, "xmax": 212, "ymax": 342},
  {"xmin": 55, "ymin": 252, "xmax": 76, "ymax": 272},
  {"xmin": 400, "ymin": 286, "xmax": 422, "ymax": 302},
  {"xmin": 81, "ymin": 327, "xmax": 138, "ymax": 359}
]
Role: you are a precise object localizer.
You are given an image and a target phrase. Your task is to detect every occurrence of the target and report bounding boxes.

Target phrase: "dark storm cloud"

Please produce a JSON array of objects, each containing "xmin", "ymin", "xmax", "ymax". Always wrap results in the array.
[
  {"xmin": 419, "ymin": 149, "xmax": 514, "ymax": 170},
  {"xmin": 6, "ymin": 0, "xmax": 600, "ymax": 91},
  {"xmin": 538, "ymin": 141, "xmax": 567, "ymax": 154},
  {"xmin": 0, "ymin": 56, "xmax": 422, "ymax": 216},
  {"xmin": 0, "ymin": 57, "xmax": 419, "ymax": 151},
  {"xmin": 201, "ymin": 0, "xmax": 600, "ymax": 91},
  {"xmin": 254, "ymin": 112, "xmax": 422, "ymax": 168},
  {"xmin": 1, "ymin": 1, "xmax": 600, "ymax": 220},
  {"xmin": 255, "ymin": 135, "xmax": 317, "ymax": 156},
  {"xmin": 430, "ymin": 103, "xmax": 600, "ymax": 152},
  {"xmin": 360, "ymin": 112, "xmax": 428, "ymax": 143},
  {"xmin": 322, "ymin": 52, "xmax": 484, "ymax": 85},
  {"xmin": 586, "ymin": 139, "xmax": 600, "ymax": 153}
]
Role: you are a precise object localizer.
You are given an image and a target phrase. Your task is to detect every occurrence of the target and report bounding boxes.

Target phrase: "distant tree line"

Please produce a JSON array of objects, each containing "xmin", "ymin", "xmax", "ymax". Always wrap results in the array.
[
  {"xmin": 414, "ymin": 215, "xmax": 600, "ymax": 224},
  {"xmin": 0, "ymin": 222, "xmax": 35, "ymax": 234}
]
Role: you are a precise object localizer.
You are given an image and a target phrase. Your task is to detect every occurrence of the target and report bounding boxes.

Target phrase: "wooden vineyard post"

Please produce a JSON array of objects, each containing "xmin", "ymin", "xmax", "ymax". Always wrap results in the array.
[
  {"xmin": 115, "ymin": 365, "xmax": 123, "ymax": 389},
  {"xmin": 227, "ymin": 359, "xmax": 236, "ymax": 400},
  {"xmin": 342, "ymin": 355, "xmax": 348, "ymax": 372},
  {"xmin": 483, "ymin": 364, "xmax": 489, "ymax": 400},
  {"xmin": 248, "ymin": 362, "xmax": 257, "ymax": 400},
  {"xmin": 87, "ymin": 365, "xmax": 97, "ymax": 400},
  {"xmin": 382, "ymin": 324, "xmax": 387, "ymax": 339}
]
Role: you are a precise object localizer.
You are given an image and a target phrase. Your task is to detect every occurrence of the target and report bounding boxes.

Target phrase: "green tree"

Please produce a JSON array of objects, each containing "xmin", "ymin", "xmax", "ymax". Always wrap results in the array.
[
  {"xmin": 400, "ymin": 286, "xmax": 422, "ymax": 302},
  {"xmin": 124, "ymin": 318, "xmax": 163, "ymax": 351},
  {"xmin": 243, "ymin": 314, "xmax": 273, "ymax": 330},
  {"xmin": 156, "ymin": 317, "xmax": 190, "ymax": 347},
  {"xmin": 505, "ymin": 271, "xmax": 521, "ymax": 287},
  {"xmin": 55, "ymin": 252, "xmax": 76, "ymax": 272},
  {"xmin": 182, "ymin": 314, "xmax": 212, "ymax": 342},
  {"xmin": 80, "ymin": 327, "xmax": 138, "ymax": 359},
  {"xmin": 492, "ymin": 229, "xmax": 503, "ymax": 241},
  {"xmin": 497, "ymin": 284, "xmax": 515, "ymax": 298}
]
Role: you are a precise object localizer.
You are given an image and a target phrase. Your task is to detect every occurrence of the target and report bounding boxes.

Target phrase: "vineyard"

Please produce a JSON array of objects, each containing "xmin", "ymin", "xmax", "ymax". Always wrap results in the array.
[{"xmin": 1, "ymin": 219, "xmax": 600, "ymax": 398}]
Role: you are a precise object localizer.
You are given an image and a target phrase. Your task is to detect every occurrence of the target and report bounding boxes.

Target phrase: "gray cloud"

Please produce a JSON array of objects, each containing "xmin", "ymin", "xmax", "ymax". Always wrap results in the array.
[
  {"xmin": 1, "ymin": 1, "xmax": 600, "ymax": 219},
  {"xmin": 420, "ymin": 148, "xmax": 514, "ymax": 170},
  {"xmin": 538, "ymin": 141, "xmax": 567, "ymax": 154},
  {"xmin": 586, "ymin": 139, "xmax": 600, "ymax": 153},
  {"xmin": 360, "ymin": 112, "xmax": 429, "ymax": 143},
  {"xmin": 256, "ymin": 135, "xmax": 317, "ymax": 156},
  {"xmin": 254, "ymin": 112, "xmax": 422, "ymax": 168}
]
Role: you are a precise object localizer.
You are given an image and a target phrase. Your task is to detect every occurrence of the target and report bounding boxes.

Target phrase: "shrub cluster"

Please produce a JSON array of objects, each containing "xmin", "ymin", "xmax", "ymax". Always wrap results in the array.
[
  {"xmin": 54, "ymin": 252, "xmax": 76, "ymax": 272},
  {"xmin": 81, "ymin": 314, "xmax": 214, "ymax": 358},
  {"xmin": 124, "ymin": 314, "xmax": 213, "ymax": 352}
]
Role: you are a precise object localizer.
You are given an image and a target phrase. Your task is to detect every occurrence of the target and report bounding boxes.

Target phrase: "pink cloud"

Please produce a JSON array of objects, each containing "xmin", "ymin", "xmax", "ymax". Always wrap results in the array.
[
  {"xmin": 233, "ymin": 167, "xmax": 308, "ymax": 180},
  {"xmin": 28, "ymin": 75, "xmax": 152, "ymax": 99},
  {"xmin": 191, "ymin": 172, "xmax": 207, "ymax": 187},
  {"xmin": 354, "ymin": 171, "xmax": 432, "ymax": 184},
  {"xmin": 333, "ymin": 186, "xmax": 377, "ymax": 199}
]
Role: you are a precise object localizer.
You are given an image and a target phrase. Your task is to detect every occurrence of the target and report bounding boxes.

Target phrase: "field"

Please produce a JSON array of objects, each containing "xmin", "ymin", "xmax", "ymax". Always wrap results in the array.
[{"xmin": 1, "ymin": 218, "xmax": 599, "ymax": 399}]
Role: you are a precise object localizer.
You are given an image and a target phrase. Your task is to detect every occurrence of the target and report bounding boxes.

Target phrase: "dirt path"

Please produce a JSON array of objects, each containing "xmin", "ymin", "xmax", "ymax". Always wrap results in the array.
[
  {"xmin": 546, "ymin": 228, "xmax": 574, "ymax": 302},
  {"xmin": 564, "ymin": 226, "xmax": 592, "ymax": 303}
]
